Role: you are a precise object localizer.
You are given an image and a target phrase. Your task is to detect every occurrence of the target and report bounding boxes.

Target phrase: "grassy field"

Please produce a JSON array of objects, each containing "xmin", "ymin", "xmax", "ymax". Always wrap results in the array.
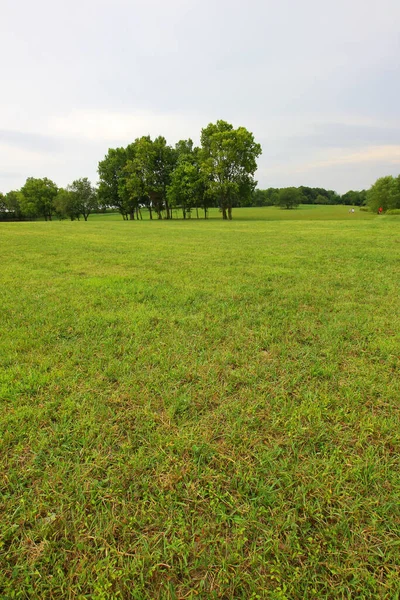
[
  {"xmin": 1, "ymin": 207, "xmax": 399, "ymax": 598},
  {"xmin": 91, "ymin": 204, "xmax": 377, "ymax": 222}
]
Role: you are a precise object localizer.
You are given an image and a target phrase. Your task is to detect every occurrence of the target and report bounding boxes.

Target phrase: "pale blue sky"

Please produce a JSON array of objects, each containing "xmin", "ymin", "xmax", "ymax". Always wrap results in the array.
[{"xmin": 1, "ymin": 0, "xmax": 400, "ymax": 193}]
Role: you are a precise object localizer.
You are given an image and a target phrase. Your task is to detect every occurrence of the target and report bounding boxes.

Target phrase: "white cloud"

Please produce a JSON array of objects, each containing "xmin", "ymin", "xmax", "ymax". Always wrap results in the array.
[
  {"xmin": 46, "ymin": 110, "xmax": 206, "ymax": 144},
  {"xmin": 305, "ymin": 146, "xmax": 400, "ymax": 170}
]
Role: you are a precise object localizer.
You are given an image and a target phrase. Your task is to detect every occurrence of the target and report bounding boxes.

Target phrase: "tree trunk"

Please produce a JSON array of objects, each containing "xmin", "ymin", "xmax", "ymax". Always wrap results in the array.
[
  {"xmin": 228, "ymin": 205, "xmax": 232, "ymax": 220},
  {"xmin": 148, "ymin": 206, "xmax": 153, "ymax": 220},
  {"xmin": 222, "ymin": 207, "xmax": 228, "ymax": 220},
  {"xmin": 129, "ymin": 211, "xmax": 135, "ymax": 220},
  {"xmin": 84, "ymin": 214, "xmax": 88, "ymax": 221},
  {"xmin": 164, "ymin": 198, "xmax": 170, "ymax": 219},
  {"xmin": 196, "ymin": 206, "xmax": 199, "ymax": 219}
]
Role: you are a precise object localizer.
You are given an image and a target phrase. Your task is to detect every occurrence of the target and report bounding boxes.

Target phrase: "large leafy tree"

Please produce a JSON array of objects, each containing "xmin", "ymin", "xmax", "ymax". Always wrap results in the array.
[
  {"xmin": 68, "ymin": 178, "xmax": 98, "ymax": 221},
  {"xmin": 200, "ymin": 120, "xmax": 261, "ymax": 219},
  {"xmin": 168, "ymin": 140, "xmax": 209, "ymax": 219},
  {"xmin": 276, "ymin": 187, "xmax": 303, "ymax": 210},
  {"xmin": 168, "ymin": 156, "xmax": 198, "ymax": 219},
  {"xmin": 118, "ymin": 142, "xmax": 142, "ymax": 220},
  {"xmin": 124, "ymin": 136, "xmax": 177, "ymax": 219},
  {"xmin": 20, "ymin": 177, "xmax": 58, "ymax": 220},
  {"xmin": 98, "ymin": 147, "xmax": 129, "ymax": 219},
  {"xmin": 367, "ymin": 176, "xmax": 396, "ymax": 213},
  {"xmin": 123, "ymin": 137, "xmax": 154, "ymax": 219},
  {"xmin": 151, "ymin": 136, "xmax": 177, "ymax": 219}
]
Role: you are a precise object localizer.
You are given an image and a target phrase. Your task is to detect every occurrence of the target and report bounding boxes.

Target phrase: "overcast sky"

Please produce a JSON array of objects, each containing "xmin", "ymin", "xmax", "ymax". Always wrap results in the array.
[{"xmin": 1, "ymin": 0, "xmax": 400, "ymax": 194}]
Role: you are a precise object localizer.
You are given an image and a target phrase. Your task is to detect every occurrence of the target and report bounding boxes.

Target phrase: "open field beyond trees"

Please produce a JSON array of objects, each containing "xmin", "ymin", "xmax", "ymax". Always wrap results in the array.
[
  {"xmin": 1, "ymin": 208, "xmax": 399, "ymax": 599},
  {"xmin": 90, "ymin": 205, "xmax": 378, "ymax": 222}
]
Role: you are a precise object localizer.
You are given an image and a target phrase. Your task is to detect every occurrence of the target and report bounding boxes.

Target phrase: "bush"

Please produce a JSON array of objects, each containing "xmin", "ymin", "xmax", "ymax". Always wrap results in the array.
[
  {"xmin": 386, "ymin": 209, "xmax": 400, "ymax": 215},
  {"xmin": 359, "ymin": 207, "xmax": 370, "ymax": 212}
]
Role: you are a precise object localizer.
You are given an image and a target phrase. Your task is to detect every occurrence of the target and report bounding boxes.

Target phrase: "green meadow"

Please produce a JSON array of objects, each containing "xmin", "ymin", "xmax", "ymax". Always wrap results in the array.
[
  {"xmin": 91, "ymin": 204, "xmax": 377, "ymax": 222},
  {"xmin": 1, "ymin": 207, "xmax": 399, "ymax": 599}
]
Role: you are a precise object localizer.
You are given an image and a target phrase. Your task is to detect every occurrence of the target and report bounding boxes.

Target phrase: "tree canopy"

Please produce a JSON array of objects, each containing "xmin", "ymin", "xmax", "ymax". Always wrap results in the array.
[
  {"xmin": 199, "ymin": 120, "xmax": 262, "ymax": 219},
  {"xmin": 20, "ymin": 177, "xmax": 58, "ymax": 221},
  {"xmin": 276, "ymin": 187, "xmax": 303, "ymax": 210},
  {"xmin": 367, "ymin": 176, "xmax": 400, "ymax": 213},
  {"xmin": 69, "ymin": 178, "xmax": 98, "ymax": 221}
]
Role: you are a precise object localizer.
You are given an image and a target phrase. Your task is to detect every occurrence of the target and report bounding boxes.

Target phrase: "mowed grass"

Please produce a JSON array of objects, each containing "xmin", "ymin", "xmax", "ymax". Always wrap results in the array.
[
  {"xmin": 91, "ymin": 204, "xmax": 377, "ymax": 222},
  {"xmin": 1, "ymin": 210, "xmax": 399, "ymax": 599}
]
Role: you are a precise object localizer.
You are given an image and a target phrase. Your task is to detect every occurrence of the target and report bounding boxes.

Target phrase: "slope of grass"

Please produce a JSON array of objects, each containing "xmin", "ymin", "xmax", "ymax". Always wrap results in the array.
[{"xmin": 0, "ymin": 217, "xmax": 399, "ymax": 599}]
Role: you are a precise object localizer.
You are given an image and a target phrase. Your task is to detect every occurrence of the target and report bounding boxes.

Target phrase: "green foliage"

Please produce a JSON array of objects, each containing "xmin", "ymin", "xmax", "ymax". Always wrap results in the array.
[
  {"xmin": 98, "ymin": 147, "xmax": 128, "ymax": 217},
  {"xmin": 147, "ymin": 136, "xmax": 177, "ymax": 219},
  {"xmin": 249, "ymin": 188, "xmax": 271, "ymax": 207},
  {"xmin": 200, "ymin": 120, "xmax": 261, "ymax": 219},
  {"xmin": 123, "ymin": 136, "xmax": 153, "ymax": 220},
  {"xmin": 98, "ymin": 137, "xmax": 177, "ymax": 220},
  {"xmin": 4, "ymin": 191, "xmax": 25, "ymax": 220},
  {"xmin": 276, "ymin": 187, "xmax": 303, "ymax": 209},
  {"xmin": 54, "ymin": 188, "xmax": 80, "ymax": 221},
  {"xmin": 341, "ymin": 189, "xmax": 367, "ymax": 206},
  {"xmin": 68, "ymin": 178, "xmax": 98, "ymax": 221},
  {"xmin": 20, "ymin": 177, "xmax": 58, "ymax": 221},
  {"xmin": 96, "ymin": 121, "xmax": 261, "ymax": 221},
  {"xmin": 167, "ymin": 142, "xmax": 208, "ymax": 218},
  {"xmin": 299, "ymin": 187, "xmax": 340, "ymax": 205},
  {"xmin": 367, "ymin": 175, "xmax": 399, "ymax": 213},
  {"xmin": 167, "ymin": 157, "xmax": 198, "ymax": 218},
  {"xmin": 392, "ymin": 174, "xmax": 400, "ymax": 209},
  {"xmin": 386, "ymin": 208, "xmax": 400, "ymax": 215},
  {"xmin": 249, "ymin": 187, "xmax": 343, "ymax": 208},
  {"xmin": 316, "ymin": 194, "xmax": 328, "ymax": 205},
  {"xmin": 246, "ymin": 188, "xmax": 277, "ymax": 207},
  {"xmin": 0, "ymin": 215, "xmax": 399, "ymax": 598}
]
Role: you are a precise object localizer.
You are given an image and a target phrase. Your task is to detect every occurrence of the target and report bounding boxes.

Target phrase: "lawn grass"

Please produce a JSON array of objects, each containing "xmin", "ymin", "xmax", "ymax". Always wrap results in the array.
[
  {"xmin": 1, "ymin": 211, "xmax": 399, "ymax": 598},
  {"xmin": 90, "ymin": 204, "xmax": 377, "ymax": 222}
]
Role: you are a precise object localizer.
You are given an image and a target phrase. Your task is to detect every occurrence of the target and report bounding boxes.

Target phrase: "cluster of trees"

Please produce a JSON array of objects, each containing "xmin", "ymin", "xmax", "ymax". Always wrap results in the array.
[
  {"xmin": 0, "ymin": 121, "xmax": 261, "ymax": 222},
  {"xmin": 0, "ymin": 177, "xmax": 98, "ymax": 222},
  {"xmin": 98, "ymin": 120, "xmax": 261, "ymax": 220},
  {"xmin": 366, "ymin": 175, "xmax": 400, "ymax": 213}
]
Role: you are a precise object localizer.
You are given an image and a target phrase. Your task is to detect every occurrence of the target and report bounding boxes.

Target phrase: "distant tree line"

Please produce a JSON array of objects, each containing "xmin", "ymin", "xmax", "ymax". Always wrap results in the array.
[
  {"xmin": 2, "ymin": 124, "xmax": 400, "ymax": 221},
  {"xmin": 246, "ymin": 186, "xmax": 367, "ymax": 209}
]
